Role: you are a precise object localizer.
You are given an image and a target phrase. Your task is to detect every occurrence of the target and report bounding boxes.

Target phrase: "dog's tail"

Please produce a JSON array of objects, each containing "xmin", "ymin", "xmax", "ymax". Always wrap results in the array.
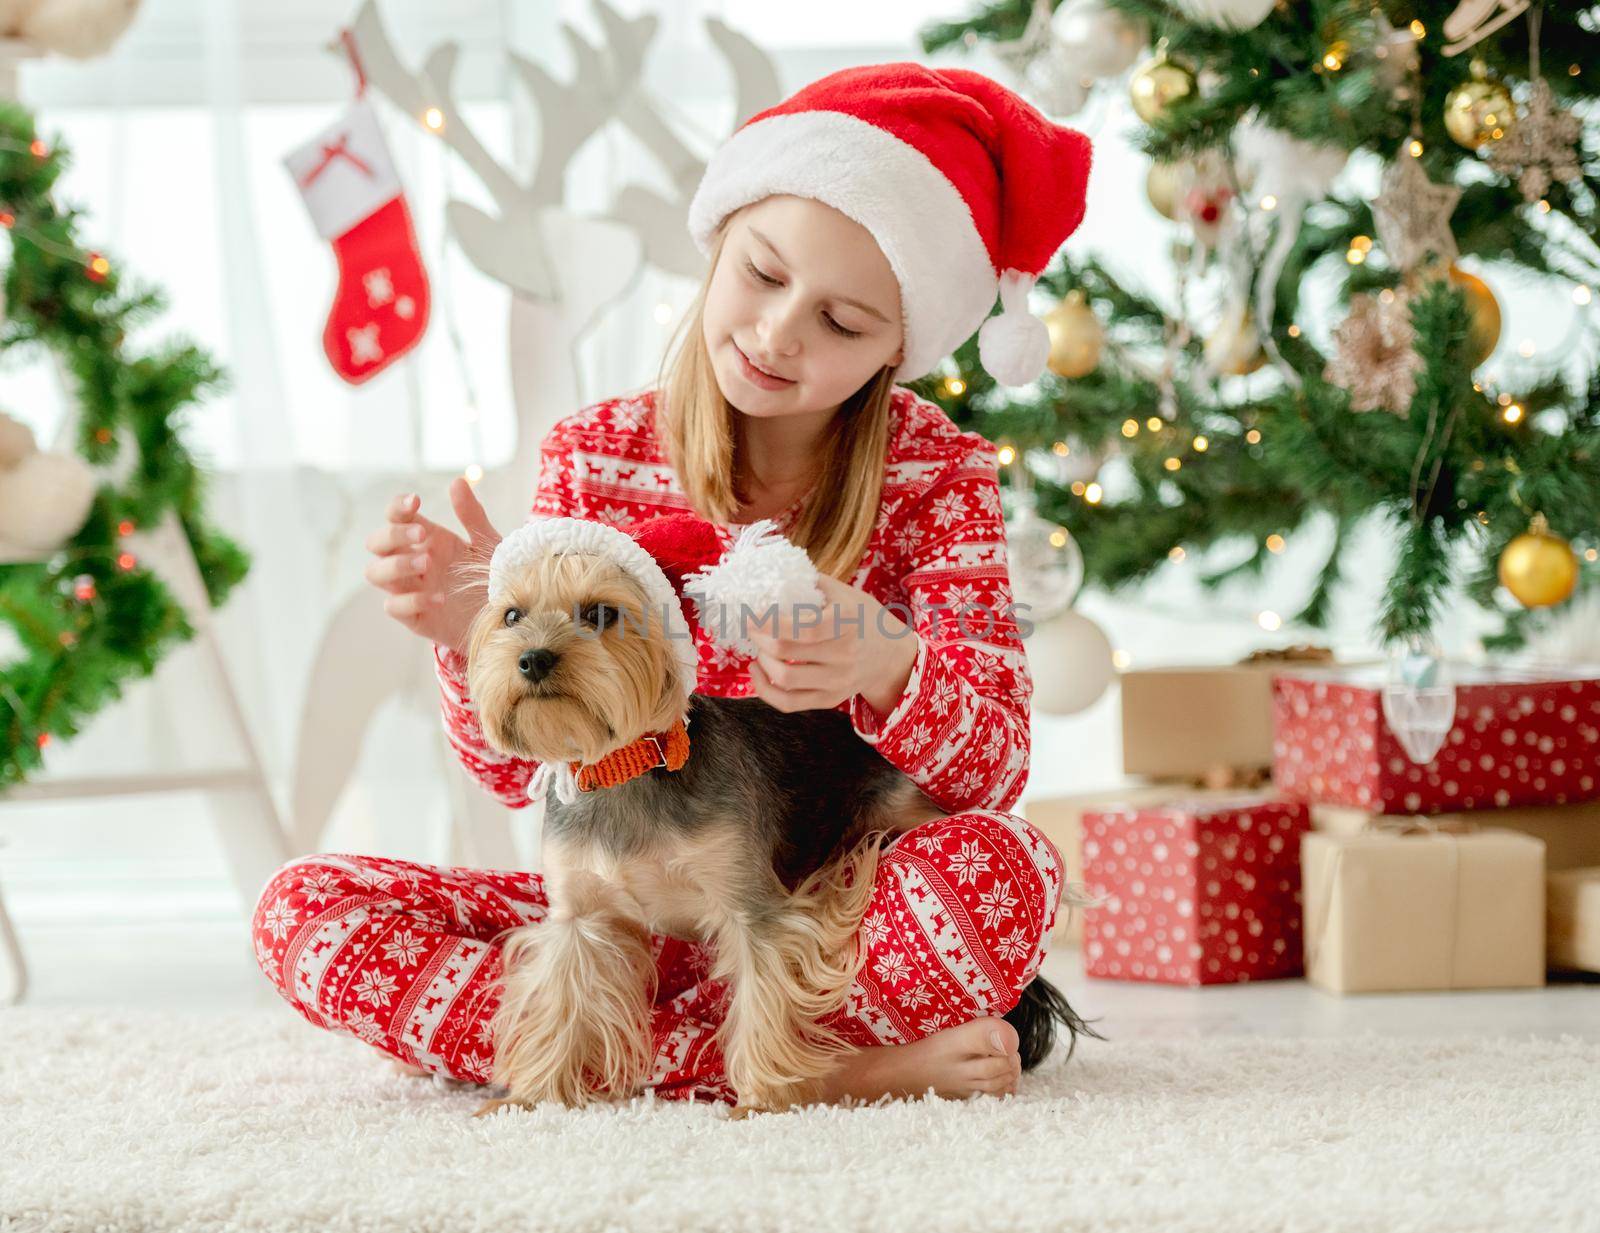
[
  {"xmin": 1004, "ymin": 880, "xmax": 1106, "ymax": 1069},
  {"xmin": 1003, "ymin": 974, "xmax": 1104, "ymax": 1070}
]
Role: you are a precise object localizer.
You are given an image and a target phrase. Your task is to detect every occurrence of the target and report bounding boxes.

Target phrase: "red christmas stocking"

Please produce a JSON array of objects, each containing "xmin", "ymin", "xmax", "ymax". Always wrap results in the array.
[{"xmin": 284, "ymin": 96, "xmax": 430, "ymax": 384}]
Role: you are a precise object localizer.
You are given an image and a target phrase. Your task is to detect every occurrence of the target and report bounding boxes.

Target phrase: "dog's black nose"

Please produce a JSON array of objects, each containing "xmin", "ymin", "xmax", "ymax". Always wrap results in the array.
[{"xmin": 518, "ymin": 648, "xmax": 558, "ymax": 683}]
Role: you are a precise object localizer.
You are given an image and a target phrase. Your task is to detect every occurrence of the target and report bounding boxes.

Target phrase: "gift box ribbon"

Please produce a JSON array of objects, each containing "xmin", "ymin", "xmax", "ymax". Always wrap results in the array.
[{"xmin": 1304, "ymin": 816, "xmax": 1480, "ymax": 986}]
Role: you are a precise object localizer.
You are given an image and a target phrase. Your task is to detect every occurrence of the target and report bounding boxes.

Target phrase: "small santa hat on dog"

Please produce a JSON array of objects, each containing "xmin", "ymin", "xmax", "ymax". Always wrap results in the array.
[
  {"xmin": 487, "ymin": 513, "xmax": 824, "ymax": 698},
  {"xmin": 687, "ymin": 62, "xmax": 1093, "ymax": 388}
]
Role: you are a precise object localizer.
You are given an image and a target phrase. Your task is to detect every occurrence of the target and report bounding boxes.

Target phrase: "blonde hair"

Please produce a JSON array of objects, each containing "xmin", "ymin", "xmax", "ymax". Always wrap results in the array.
[{"xmin": 654, "ymin": 218, "xmax": 898, "ymax": 581}]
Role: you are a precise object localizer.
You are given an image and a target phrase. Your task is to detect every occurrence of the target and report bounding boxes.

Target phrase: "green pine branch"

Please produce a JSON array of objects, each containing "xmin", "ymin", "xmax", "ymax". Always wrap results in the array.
[{"xmin": 0, "ymin": 102, "xmax": 249, "ymax": 788}]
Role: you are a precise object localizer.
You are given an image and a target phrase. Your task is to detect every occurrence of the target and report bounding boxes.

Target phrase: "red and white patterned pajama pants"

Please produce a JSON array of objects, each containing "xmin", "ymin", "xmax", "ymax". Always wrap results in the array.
[{"xmin": 252, "ymin": 811, "xmax": 1065, "ymax": 1104}]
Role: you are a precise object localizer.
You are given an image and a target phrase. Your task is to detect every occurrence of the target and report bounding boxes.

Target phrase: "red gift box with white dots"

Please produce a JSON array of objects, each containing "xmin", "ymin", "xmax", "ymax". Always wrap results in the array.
[
  {"xmin": 1272, "ymin": 671, "xmax": 1600, "ymax": 815},
  {"xmin": 1081, "ymin": 796, "xmax": 1310, "ymax": 986}
]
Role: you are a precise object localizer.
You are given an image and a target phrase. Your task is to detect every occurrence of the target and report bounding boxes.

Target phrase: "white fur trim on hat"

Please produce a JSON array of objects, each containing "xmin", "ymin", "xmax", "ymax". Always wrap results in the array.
[
  {"xmin": 687, "ymin": 111, "xmax": 997, "ymax": 385},
  {"xmin": 488, "ymin": 517, "xmax": 699, "ymax": 700},
  {"xmin": 682, "ymin": 521, "xmax": 823, "ymax": 656}
]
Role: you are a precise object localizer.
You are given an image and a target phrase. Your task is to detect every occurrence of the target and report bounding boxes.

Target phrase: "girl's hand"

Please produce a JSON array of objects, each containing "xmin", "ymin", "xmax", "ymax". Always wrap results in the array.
[
  {"xmin": 363, "ymin": 477, "xmax": 502, "ymax": 653},
  {"xmin": 747, "ymin": 574, "xmax": 920, "ymax": 718}
]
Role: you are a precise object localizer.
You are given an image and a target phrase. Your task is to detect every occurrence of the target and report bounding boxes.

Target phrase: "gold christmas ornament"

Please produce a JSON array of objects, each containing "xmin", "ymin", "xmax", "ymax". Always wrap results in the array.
[
  {"xmin": 1044, "ymin": 290, "xmax": 1104, "ymax": 378},
  {"xmin": 1146, "ymin": 161, "xmax": 1184, "ymax": 219},
  {"xmin": 1447, "ymin": 265, "xmax": 1501, "ymax": 367},
  {"xmin": 1444, "ymin": 60, "xmax": 1514, "ymax": 150},
  {"xmin": 1498, "ymin": 513, "xmax": 1578, "ymax": 609},
  {"xmin": 1130, "ymin": 50, "xmax": 1196, "ymax": 124},
  {"xmin": 1204, "ymin": 305, "xmax": 1266, "ymax": 376}
]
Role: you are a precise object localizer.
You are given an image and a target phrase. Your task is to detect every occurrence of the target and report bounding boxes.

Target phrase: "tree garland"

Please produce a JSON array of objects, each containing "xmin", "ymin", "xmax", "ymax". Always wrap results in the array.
[{"xmin": 0, "ymin": 102, "xmax": 249, "ymax": 788}]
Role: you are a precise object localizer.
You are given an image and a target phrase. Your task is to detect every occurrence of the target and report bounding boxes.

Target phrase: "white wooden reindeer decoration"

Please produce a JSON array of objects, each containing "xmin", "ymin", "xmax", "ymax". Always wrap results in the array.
[{"xmin": 289, "ymin": 1, "xmax": 780, "ymax": 862}]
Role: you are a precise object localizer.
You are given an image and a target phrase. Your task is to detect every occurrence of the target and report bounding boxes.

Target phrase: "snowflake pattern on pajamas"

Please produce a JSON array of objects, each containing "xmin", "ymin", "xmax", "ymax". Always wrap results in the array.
[
  {"xmin": 252, "ymin": 812, "xmax": 1066, "ymax": 1103},
  {"xmin": 432, "ymin": 386, "xmax": 1033, "ymax": 817}
]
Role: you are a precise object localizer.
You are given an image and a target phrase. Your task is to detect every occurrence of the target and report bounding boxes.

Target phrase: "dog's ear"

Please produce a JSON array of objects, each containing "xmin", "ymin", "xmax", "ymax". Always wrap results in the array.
[{"xmin": 447, "ymin": 542, "xmax": 493, "ymax": 599}]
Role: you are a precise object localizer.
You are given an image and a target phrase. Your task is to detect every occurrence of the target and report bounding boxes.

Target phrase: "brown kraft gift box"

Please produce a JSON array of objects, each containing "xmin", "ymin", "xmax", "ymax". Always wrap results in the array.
[
  {"xmin": 1547, "ymin": 867, "xmax": 1600, "ymax": 973},
  {"xmin": 1120, "ymin": 665, "xmax": 1282, "ymax": 780},
  {"xmin": 1311, "ymin": 800, "xmax": 1600, "ymax": 871},
  {"xmin": 1301, "ymin": 826, "xmax": 1545, "ymax": 993}
]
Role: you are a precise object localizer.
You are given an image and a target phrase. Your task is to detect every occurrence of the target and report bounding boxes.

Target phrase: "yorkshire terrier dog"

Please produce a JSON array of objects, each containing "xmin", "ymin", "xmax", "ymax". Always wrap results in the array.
[{"xmin": 461, "ymin": 513, "xmax": 1088, "ymax": 1116}]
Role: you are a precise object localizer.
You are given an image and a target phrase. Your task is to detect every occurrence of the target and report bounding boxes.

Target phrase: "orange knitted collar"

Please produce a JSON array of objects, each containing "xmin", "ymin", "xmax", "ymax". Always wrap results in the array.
[{"xmin": 571, "ymin": 717, "xmax": 691, "ymax": 792}]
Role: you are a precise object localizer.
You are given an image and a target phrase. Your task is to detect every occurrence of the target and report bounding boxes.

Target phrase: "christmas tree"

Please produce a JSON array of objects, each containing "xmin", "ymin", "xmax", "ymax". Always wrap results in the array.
[
  {"xmin": 0, "ymin": 102, "xmax": 249, "ymax": 788},
  {"xmin": 912, "ymin": 1, "xmax": 1597, "ymax": 651}
]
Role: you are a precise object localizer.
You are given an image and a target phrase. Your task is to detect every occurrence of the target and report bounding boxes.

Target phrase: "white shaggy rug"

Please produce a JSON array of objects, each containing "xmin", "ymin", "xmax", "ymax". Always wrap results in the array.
[{"xmin": 2, "ymin": 1009, "xmax": 1596, "ymax": 1233}]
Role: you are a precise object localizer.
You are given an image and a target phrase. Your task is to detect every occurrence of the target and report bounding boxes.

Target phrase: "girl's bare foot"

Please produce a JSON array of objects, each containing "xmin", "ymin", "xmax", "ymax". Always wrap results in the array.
[{"xmin": 815, "ymin": 1017, "xmax": 1021, "ymax": 1105}]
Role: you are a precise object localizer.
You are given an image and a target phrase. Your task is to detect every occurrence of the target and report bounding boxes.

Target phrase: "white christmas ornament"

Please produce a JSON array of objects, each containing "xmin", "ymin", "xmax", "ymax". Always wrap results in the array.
[
  {"xmin": 0, "ymin": 0, "xmax": 141, "ymax": 59},
  {"xmin": 1051, "ymin": 0, "xmax": 1146, "ymax": 81},
  {"xmin": 0, "ymin": 410, "xmax": 96, "ymax": 553},
  {"xmin": 1172, "ymin": 0, "xmax": 1277, "ymax": 30},
  {"xmin": 1381, "ymin": 639, "xmax": 1457, "ymax": 766},
  {"xmin": 1026, "ymin": 608, "xmax": 1114, "ymax": 716},
  {"xmin": 1018, "ymin": 48, "xmax": 1091, "ymax": 118},
  {"xmin": 1233, "ymin": 117, "xmax": 1347, "ymax": 202},
  {"xmin": 0, "ymin": 410, "xmax": 32, "ymax": 466},
  {"xmin": 1234, "ymin": 116, "xmax": 1347, "ymax": 336},
  {"xmin": 1005, "ymin": 487, "xmax": 1085, "ymax": 624}
]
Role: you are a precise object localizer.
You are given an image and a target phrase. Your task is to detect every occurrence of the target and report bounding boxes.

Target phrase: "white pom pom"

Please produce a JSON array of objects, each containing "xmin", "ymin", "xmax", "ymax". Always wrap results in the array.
[
  {"xmin": 683, "ymin": 520, "xmax": 822, "ymax": 655},
  {"xmin": 0, "ymin": 452, "xmax": 97, "ymax": 551},
  {"xmin": 978, "ymin": 269, "xmax": 1049, "ymax": 387}
]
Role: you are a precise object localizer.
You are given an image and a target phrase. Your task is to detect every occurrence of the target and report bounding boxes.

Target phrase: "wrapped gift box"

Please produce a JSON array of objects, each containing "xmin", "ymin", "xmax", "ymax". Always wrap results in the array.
[
  {"xmin": 1024, "ymin": 785, "xmax": 1254, "ymax": 944},
  {"xmin": 1121, "ymin": 665, "xmax": 1284, "ymax": 780},
  {"xmin": 1023, "ymin": 786, "xmax": 1175, "ymax": 944},
  {"xmin": 1313, "ymin": 800, "xmax": 1600, "ymax": 871},
  {"xmin": 1547, "ymin": 867, "xmax": 1600, "ymax": 973},
  {"xmin": 1274, "ymin": 667, "xmax": 1600, "ymax": 815},
  {"xmin": 1301, "ymin": 826, "xmax": 1546, "ymax": 993},
  {"xmin": 1081, "ymin": 794, "xmax": 1310, "ymax": 985}
]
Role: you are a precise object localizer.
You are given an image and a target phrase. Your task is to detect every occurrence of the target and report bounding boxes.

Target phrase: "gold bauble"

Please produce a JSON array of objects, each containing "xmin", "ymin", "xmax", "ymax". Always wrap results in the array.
[
  {"xmin": 1147, "ymin": 161, "xmax": 1184, "ymax": 220},
  {"xmin": 1498, "ymin": 514, "xmax": 1578, "ymax": 609},
  {"xmin": 1044, "ymin": 290, "xmax": 1104, "ymax": 379},
  {"xmin": 1447, "ymin": 265, "xmax": 1501, "ymax": 367},
  {"xmin": 1204, "ymin": 307, "xmax": 1267, "ymax": 376},
  {"xmin": 1444, "ymin": 62, "xmax": 1514, "ymax": 150},
  {"xmin": 1130, "ymin": 53, "xmax": 1196, "ymax": 124}
]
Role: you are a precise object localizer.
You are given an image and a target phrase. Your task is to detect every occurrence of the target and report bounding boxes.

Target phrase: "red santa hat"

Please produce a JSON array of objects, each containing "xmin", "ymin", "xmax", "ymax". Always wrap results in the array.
[
  {"xmin": 488, "ymin": 513, "xmax": 822, "ymax": 698},
  {"xmin": 687, "ymin": 62, "xmax": 1093, "ymax": 387}
]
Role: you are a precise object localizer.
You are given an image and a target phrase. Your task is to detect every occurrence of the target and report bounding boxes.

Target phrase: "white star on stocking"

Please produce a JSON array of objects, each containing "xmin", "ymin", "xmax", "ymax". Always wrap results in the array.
[
  {"xmin": 363, "ymin": 267, "xmax": 394, "ymax": 307},
  {"xmin": 348, "ymin": 323, "xmax": 384, "ymax": 366},
  {"xmin": 395, "ymin": 295, "xmax": 415, "ymax": 319}
]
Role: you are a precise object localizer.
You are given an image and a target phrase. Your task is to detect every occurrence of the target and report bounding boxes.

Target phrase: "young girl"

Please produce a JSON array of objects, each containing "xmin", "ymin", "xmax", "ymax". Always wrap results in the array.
[{"xmin": 254, "ymin": 63, "xmax": 1093, "ymax": 1106}]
